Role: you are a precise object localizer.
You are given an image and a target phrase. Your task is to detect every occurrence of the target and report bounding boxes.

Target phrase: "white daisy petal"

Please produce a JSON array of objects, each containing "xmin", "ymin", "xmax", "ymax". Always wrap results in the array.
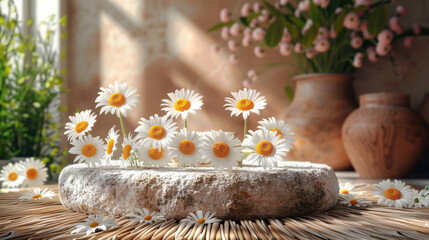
[
  {"xmin": 373, "ymin": 179, "xmax": 414, "ymax": 208},
  {"xmin": 19, "ymin": 188, "xmax": 55, "ymax": 200},
  {"xmin": 168, "ymin": 129, "xmax": 204, "ymax": 167},
  {"xmin": 339, "ymin": 183, "xmax": 355, "ymax": 195},
  {"xmin": 71, "ymin": 213, "xmax": 117, "ymax": 236},
  {"xmin": 137, "ymin": 144, "xmax": 171, "ymax": 167},
  {"xmin": 0, "ymin": 163, "xmax": 25, "ymax": 188},
  {"xmin": 257, "ymin": 117, "xmax": 295, "ymax": 149},
  {"xmin": 95, "ymin": 81, "xmax": 139, "ymax": 118},
  {"xmin": 409, "ymin": 189, "xmax": 429, "ymax": 208},
  {"xmin": 161, "ymin": 88, "xmax": 204, "ymax": 121},
  {"xmin": 135, "ymin": 114, "xmax": 178, "ymax": 151},
  {"xmin": 69, "ymin": 136, "xmax": 106, "ymax": 168},
  {"xmin": 64, "ymin": 109, "xmax": 97, "ymax": 141},
  {"xmin": 101, "ymin": 126, "xmax": 120, "ymax": 166},
  {"xmin": 180, "ymin": 210, "xmax": 221, "ymax": 226},
  {"xmin": 119, "ymin": 133, "xmax": 141, "ymax": 168},
  {"xmin": 224, "ymin": 88, "xmax": 267, "ymax": 120},
  {"xmin": 17, "ymin": 158, "xmax": 48, "ymax": 187},
  {"xmin": 339, "ymin": 194, "xmax": 372, "ymax": 208},
  {"xmin": 125, "ymin": 208, "xmax": 166, "ymax": 223}
]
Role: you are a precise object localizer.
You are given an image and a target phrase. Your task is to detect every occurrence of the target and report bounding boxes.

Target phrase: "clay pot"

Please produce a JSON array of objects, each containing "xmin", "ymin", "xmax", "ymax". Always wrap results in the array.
[
  {"xmin": 342, "ymin": 93, "xmax": 428, "ymax": 178},
  {"xmin": 284, "ymin": 74, "xmax": 357, "ymax": 170}
]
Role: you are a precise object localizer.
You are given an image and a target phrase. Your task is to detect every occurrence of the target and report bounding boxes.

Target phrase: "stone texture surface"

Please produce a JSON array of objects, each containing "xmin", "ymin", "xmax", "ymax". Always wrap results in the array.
[{"xmin": 58, "ymin": 162, "xmax": 339, "ymax": 220}]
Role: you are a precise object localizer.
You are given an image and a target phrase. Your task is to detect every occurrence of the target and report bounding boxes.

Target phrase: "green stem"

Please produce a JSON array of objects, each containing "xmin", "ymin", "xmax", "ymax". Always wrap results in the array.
[
  {"xmin": 243, "ymin": 118, "xmax": 248, "ymax": 140},
  {"xmin": 119, "ymin": 112, "xmax": 127, "ymax": 138},
  {"xmin": 185, "ymin": 119, "xmax": 187, "ymax": 129}
]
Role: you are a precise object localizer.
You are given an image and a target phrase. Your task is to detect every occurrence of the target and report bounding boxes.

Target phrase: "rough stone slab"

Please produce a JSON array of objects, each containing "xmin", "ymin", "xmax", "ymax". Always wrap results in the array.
[{"xmin": 58, "ymin": 162, "xmax": 339, "ymax": 220}]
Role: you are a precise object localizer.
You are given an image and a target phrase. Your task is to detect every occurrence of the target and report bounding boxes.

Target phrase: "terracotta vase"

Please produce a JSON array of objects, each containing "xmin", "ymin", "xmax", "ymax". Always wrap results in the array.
[
  {"xmin": 284, "ymin": 74, "xmax": 357, "ymax": 170},
  {"xmin": 342, "ymin": 93, "xmax": 428, "ymax": 178}
]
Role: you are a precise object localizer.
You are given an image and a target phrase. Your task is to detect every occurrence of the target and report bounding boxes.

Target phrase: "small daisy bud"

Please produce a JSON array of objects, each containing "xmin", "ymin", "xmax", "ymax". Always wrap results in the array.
[
  {"xmin": 353, "ymin": 52, "xmax": 364, "ymax": 68},
  {"xmin": 351, "ymin": 37, "xmax": 363, "ymax": 49},
  {"xmin": 241, "ymin": 2, "xmax": 251, "ymax": 17},
  {"xmin": 254, "ymin": 46, "xmax": 265, "ymax": 58},
  {"xmin": 403, "ymin": 37, "xmax": 414, "ymax": 48},
  {"xmin": 252, "ymin": 27, "xmax": 265, "ymax": 42},
  {"xmin": 377, "ymin": 30, "xmax": 393, "ymax": 44},
  {"xmin": 247, "ymin": 69, "xmax": 258, "ymax": 81},
  {"xmin": 396, "ymin": 5, "xmax": 407, "ymax": 17},
  {"xmin": 294, "ymin": 43, "xmax": 304, "ymax": 53},
  {"xmin": 367, "ymin": 46, "xmax": 379, "ymax": 62},
  {"xmin": 335, "ymin": 8, "xmax": 342, "ymax": 14},
  {"xmin": 279, "ymin": 0, "xmax": 288, "ymax": 5},
  {"xmin": 413, "ymin": 23, "xmax": 421, "ymax": 35},
  {"xmin": 242, "ymin": 79, "xmax": 252, "ymax": 88},
  {"xmin": 211, "ymin": 45, "xmax": 220, "ymax": 53},
  {"xmin": 229, "ymin": 54, "xmax": 239, "ymax": 64},
  {"xmin": 242, "ymin": 35, "xmax": 252, "ymax": 47},
  {"xmin": 318, "ymin": 27, "xmax": 329, "ymax": 40},
  {"xmin": 319, "ymin": 0, "xmax": 330, "ymax": 8},
  {"xmin": 315, "ymin": 38, "xmax": 330, "ymax": 52},
  {"xmin": 295, "ymin": 9, "xmax": 301, "ymax": 18},
  {"xmin": 230, "ymin": 23, "xmax": 241, "ymax": 36},
  {"xmin": 375, "ymin": 42, "xmax": 391, "ymax": 56},
  {"xmin": 220, "ymin": 8, "xmax": 231, "ymax": 23},
  {"xmin": 228, "ymin": 40, "xmax": 239, "ymax": 52},
  {"xmin": 298, "ymin": 0, "xmax": 310, "ymax": 11},
  {"xmin": 344, "ymin": 12, "xmax": 360, "ymax": 29},
  {"xmin": 279, "ymin": 43, "xmax": 293, "ymax": 56},
  {"xmin": 330, "ymin": 26, "xmax": 337, "ymax": 38},
  {"xmin": 253, "ymin": 3, "xmax": 261, "ymax": 13},
  {"xmin": 258, "ymin": 9, "xmax": 269, "ymax": 22},
  {"xmin": 221, "ymin": 27, "xmax": 230, "ymax": 40}
]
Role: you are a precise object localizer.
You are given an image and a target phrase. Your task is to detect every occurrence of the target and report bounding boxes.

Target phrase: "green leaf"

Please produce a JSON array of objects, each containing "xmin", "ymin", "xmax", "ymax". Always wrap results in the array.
[
  {"xmin": 301, "ymin": 23, "xmax": 319, "ymax": 47},
  {"xmin": 334, "ymin": 9, "xmax": 348, "ymax": 33},
  {"xmin": 310, "ymin": 1, "xmax": 322, "ymax": 24},
  {"xmin": 207, "ymin": 20, "xmax": 235, "ymax": 33},
  {"xmin": 265, "ymin": 20, "xmax": 284, "ymax": 47},
  {"xmin": 60, "ymin": 16, "xmax": 67, "ymax": 27},
  {"xmin": 262, "ymin": 0, "xmax": 284, "ymax": 20},
  {"xmin": 284, "ymin": 86, "xmax": 294, "ymax": 102},
  {"xmin": 285, "ymin": 15, "xmax": 305, "ymax": 30},
  {"xmin": 284, "ymin": 21, "xmax": 299, "ymax": 40},
  {"xmin": 367, "ymin": 4, "xmax": 388, "ymax": 35}
]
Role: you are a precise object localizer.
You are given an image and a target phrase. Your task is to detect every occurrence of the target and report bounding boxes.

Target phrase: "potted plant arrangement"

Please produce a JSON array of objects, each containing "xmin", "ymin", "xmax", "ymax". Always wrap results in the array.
[
  {"xmin": 0, "ymin": 0, "xmax": 68, "ymax": 178},
  {"xmin": 208, "ymin": 0, "xmax": 427, "ymax": 170}
]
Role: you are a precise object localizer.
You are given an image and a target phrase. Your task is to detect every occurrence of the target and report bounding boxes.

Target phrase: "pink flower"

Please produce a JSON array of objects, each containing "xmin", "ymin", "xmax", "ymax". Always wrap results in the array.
[
  {"xmin": 314, "ymin": 0, "xmax": 322, "ymax": 5},
  {"xmin": 221, "ymin": 27, "xmax": 230, "ymax": 40},
  {"xmin": 396, "ymin": 5, "xmax": 407, "ymax": 17},
  {"xmin": 363, "ymin": 28, "xmax": 375, "ymax": 39},
  {"xmin": 279, "ymin": 43, "xmax": 293, "ymax": 56},
  {"xmin": 253, "ymin": 3, "xmax": 261, "ymax": 13},
  {"xmin": 244, "ymin": 28, "xmax": 252, "ymax": 37},
  {"xmin": 258, "ymin": 9, "xmax": 269, "ymax": 23},
  {"xmin": 367, "ymin": 46, "xmax": 378, "ymax": 62},
  {"xmin": 281, "ymin": 29, "xmax": 292, "ymax": 43},
  {"xmin": 302, "ymin": 19, "xmax": 313, "ymax": 35},
  {"xmin": 335, "ymin": 8, "xmax": 342, "ymax": 14},
  {"xmin": 241, "ymin": 3, "xmax": 251, "ymax": 17},
  {"xmin": 351, "ymin": 37, "xmax": 363, "ymax": 49},
  {"xmin": 254, "ymin": 46, "xmax": 265, "ymax": 58},
  {"xmin": 252, "ymin": 27, "xmax": 265, "ymax": 42},
  {"xmin": 343, "ymin": 12, "xmax": 360, "ymax": 29},
  {"xmin": 242, "ymin": 79, "xmax": 252, "ymax": 88},
  {"xmin": 360, "ymin": 21, "xmax": 368, "ymax": 32},
  {"xmin": 294, "ymin": 43, "xmax": 304, "ymax": 53},
  {"xmin": 211, "ymin": 45, "xmax": 220, "ymax": 53},
  {"xmin": 377, "ymin": 30, "xmax": 393, "ymax": 44},
  {"xmin": 242, "ymin": 35, "xmax": 252, "ymax": 47},
  {"xmin": 413, "ymin": 23, "xmax": 421, "ymax": 35},
  {"xmin": 315, "ymin": 38, "xmax": 330, "ymax": 52},
  {"xmin": 353, "ymin": 53, "xmax": 364, "ymax": 68},
  {"xmin": 295, "ymin": 9, "xmax": 301, "ymax": 18},
  {"xmin": 275, "ymin": 1, "xmax": 280, "ymax": 9},
  {"xmin": 319, "ymin": 0, "xmax": 330, "ymax": 8},
  {"xmin": 298, "ymin": 0, "xmax": 310, "ymax": 11},
  {"xmin": 375, "ymin": 43, "xmax": 391, "ymax": 56},
  {"xmin": 247, "ymin": 69, "xmax": 258, "ymax": 81},
  {"xmin": 389, "ymin": 17, "xmax": 403, "ymax": 34},
  {"xmin": 228, "ymin": 40, "xmax": 239, "ymax": 52},
  {"xmin": 220, "ymin": 9, "xmax": 230, "ymax": 23},
  {"xmin": 230, "ymin": 23, "xmax": 241, "ymax": 36},
  {"xmin": 229, "ymin": 54, "xmax": 239, "ymax": 64},
  {"xmin": 403, "ymin": 37, "xmax": 414, "ymax": 48},
  {"xmin": 355, "ymin": 0, "xmax": 372, "ymax": 6},
  {"xmin": 330, "ymin": 25, "xmax": 337, "ymax": 38},
  {"xmin": 249, "ymin": 19, "xmax": 258, "ymax": 28},
  {"xmin": 318, "ymin": 27, "xmax": 329, "ymax": 39},
  {"xmin": 279, "ymin": 0, "xmax": 289, "ymax": 5},
  {"xmin": 306, "ymin": 48, "xmax": 317, "ymax": 59}
]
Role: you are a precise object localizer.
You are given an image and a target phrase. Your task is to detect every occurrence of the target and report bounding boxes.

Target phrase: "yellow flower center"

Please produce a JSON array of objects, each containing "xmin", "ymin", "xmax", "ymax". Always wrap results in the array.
[
  {"xmin": 197, "ymin": 218, "xmax": 205, "ymax": 224},
  {"xmin": 236, "ymin": 99, "xmax": 254, "ymax": 111},
  {"xmin": 384, "ymin": 188, "xmax": 401, "ymax": 200},
  {"xmin": 179, "ymin": 140, "xmax": 195, "ymax": 155},
  {"xmin": 255, "ymin": 140, "xmax": 274, "ymax": 156},
  {"xmin": 212, "ymin": 142, "xmax": 230, "ymax": 158},
  {"xmin": 26, "ymin": 168, "xmax": 38, "ymax": 180},
  {"xmin": 75, "ymin": 121, "xmax": 89, "ymax": 133},
  {"xmin": 89, "ymin": 222, "xmax": 98, "ymax": 228},
  {"xmin": 108, "ymin": 93, "xmax": 126, "ymax": 107},
  {"xmin": 149, "ymin": 147, "xmax": 164, "ymax": 160},
  {"xmin": 349, "ymin": 199, "xmax": 358, "ymax": 205},
  {"xmin": 144, "ymin": 215, "xmax": 152, "ymax": 220},
  {"xmin": 148, "ymin": 125, "xmax": 166, "ymax": 140},
  {"xmin": 106, "ymin": 139, "xmax": 115, "ymax": 154},
  {"xmin": 340, "ymin": 189, "xmax": 349, "ymax": 194},
  {"xmin": 7, "ymin": 172, "xmax": 18, "ymax": 181},
  {"xmin": 174, "ymin": 98, "xmax": 191, "ymax": 112},
  {"xmin": 270, "ymin": 128, "xmax": 283, "ymax": 138},
  {"xmin": 82, "ymin": 144, "xmax": 97, "ymax": 157},
  {"xmin": 32, "ymin": 194, "xmax": 42, "ymax": 199},
  {"xmin": 122, "ymin": 144, "xmax": 132, "ymax": 160}
]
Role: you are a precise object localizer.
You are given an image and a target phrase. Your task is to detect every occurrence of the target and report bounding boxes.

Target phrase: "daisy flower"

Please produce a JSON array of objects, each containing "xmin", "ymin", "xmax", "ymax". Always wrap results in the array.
[
  {"xmin": 18, "ymin": 158, "xmax": 48, "ymax": 187},
  {"xmin": 224, "ymin": 88, "xmax": 267, "ymax": 120},
  {"xmin": 409, "ymin": 189, "xmax": 429, "ymax": 208},
  {"xmin": 242, "ymin": 129, "xmax": 290, "ymax": 170},
  {"xmin": 373, "ymin": 179, "xmax": 414, "ymax": 208},
  {"xmin": 102, "ymin": 126, "xmax": 120, "ymax": 165},
  {"xmin": 137, "ymin": 144, "xmax": 171, "ymax": 167},
  {"xmin": 19, "ymin": 188, "xmax": 55, "ymax": 200},
  {"xmin": 125, "ymin": 208, "xmax": 166, "ymax": 224},
  {"xmin": 0, "ymin": 163, "xmax": 24, "ymax": 188},
  {"xmin": 161, "ymin": 88, "xmax": 204, "ymax": 122},
  {"xmin": 257, "ymin": 117, "xmax": 295, "ymax": 149},
  {"xmin": 95, "ymin": 81, "xmax": 139, "ymax": 118},
  {"xmin": 69, "ymin": 135, "xmax": 106, "ymax": 167},
  {"xmin": 339, "ymin": 183, "xmax": 355, "ymax": 195},
  {"xmin": 168, "ymin": 129, "xmax": 204, "ymax": 166},
  {"xmin": 200, "ymin": 130, "xmax": 242, "ymax": 171},
  {"xmin": 135, "ymin": 114, "xmax": 178, "ymax": 151},
  {"xmin": 64, "ymin": 109, "xmax": 97, "ymax": 141},
  {"xmin": 180, "ymin": 210, "xmax": 221, "ymax": 226},
  {"xmin": 339, "ymin": 194, "xmax": 372, "ymax": 208},
  {"xmin": 71, "ymin": 213, "xmax": 117, "ymax": 236},
  {"xmin": 120, "ymin": 133, "xmax": 140, "ymax": 168}
]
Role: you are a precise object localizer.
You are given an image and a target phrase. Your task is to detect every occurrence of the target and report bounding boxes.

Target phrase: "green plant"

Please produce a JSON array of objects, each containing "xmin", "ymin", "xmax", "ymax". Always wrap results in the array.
[{"xmin": 0, "ymin": 0, "xmax": 68, "ymax": 177}]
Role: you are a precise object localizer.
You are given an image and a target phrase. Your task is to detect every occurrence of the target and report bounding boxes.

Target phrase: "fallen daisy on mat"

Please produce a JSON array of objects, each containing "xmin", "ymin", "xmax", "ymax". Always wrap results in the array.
[
  {"xmin": 180, "ymin": 210, "xmax": 221, "ymax": 226},
  {"xmin": 373, "ymin": 179, "xmax": 414, "ymax": 208},
  {"xmin": 409, "ymin": 189, "xmax": 429, "ymax": 208},
  {"xmin": 339, "ymin": 194, "xmax": 372, "ymax": 208},
  {"xmin": 339, "ymin": 183, "xmax": 355, "ymax": 195},
  {"xmin": 71, "ymin": 213, "xmax": 117, "ymax": 236},
  {"xmin": 19, "ymin": 188, "xmax": 55, "ymax": 200},
  {"xmin": 125, "ymin": 208, "xmax": 166, "ymax": 224}
]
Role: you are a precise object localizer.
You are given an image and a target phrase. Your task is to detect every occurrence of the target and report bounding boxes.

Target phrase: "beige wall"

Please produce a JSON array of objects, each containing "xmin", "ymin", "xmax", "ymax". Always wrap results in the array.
[{"xmin": 65, "ymin": 0, "xmax": 429, "ymax": 143}]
